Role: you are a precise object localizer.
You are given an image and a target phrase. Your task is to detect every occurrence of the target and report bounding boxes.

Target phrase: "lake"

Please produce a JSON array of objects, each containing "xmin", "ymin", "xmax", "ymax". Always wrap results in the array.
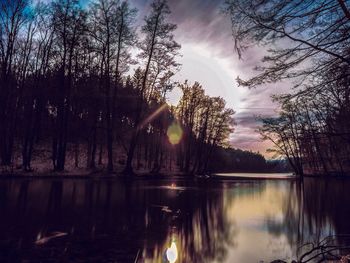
[{"xmin": 0, "ymin": 175, "xmax": 349, "ymax": 262}]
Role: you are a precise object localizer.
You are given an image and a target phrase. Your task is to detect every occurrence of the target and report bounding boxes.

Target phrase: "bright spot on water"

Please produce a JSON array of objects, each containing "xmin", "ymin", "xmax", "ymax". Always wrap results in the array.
[
  {"xmin": 166, "ymin": 240, "xmax": 178, "ymax": 263},
  {"xmin": 167, "ymin": 122, "xmax": 183, "ymax": 145}
]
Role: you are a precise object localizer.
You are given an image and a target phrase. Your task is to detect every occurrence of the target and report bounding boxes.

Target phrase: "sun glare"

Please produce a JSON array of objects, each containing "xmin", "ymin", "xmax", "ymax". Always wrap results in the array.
[
  {"xmin": 167, "ymin": 122, "xmax": 183, "ymax": 145},
  {"xmin": 166, "ymin": 240, "xmax": 178, "ymax": 263}
]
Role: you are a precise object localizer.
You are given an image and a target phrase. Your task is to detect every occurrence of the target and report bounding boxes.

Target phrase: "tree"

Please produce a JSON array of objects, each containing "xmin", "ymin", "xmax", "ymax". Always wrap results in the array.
[
  {"xmin": 0, "ymin": 0, "xmax": 29, "ymax": 165},
  {"xmin": 20, "ymin": 2, "xmax": 54, "ymax": 171},
  {"xmin": 259, "ymin": 111, "xmax": 304, "ymax": 176},
  {"xmin": 123, "ymin": 0, "xmax": 180, "ymax": 175},
  {"xmin": 225, "ymin": 0, "xmax": 350, "ymax": 89},
  {"xmin": 50, "ymin": 0, "xmax": 86, "ymax": 171},
  {"xmin": 176, "ymin": 81, "xmax": 235, "ymax": 174},
  {"xmin": 88, "ymin": 0, "xmax": 137, "ymax": 173}
]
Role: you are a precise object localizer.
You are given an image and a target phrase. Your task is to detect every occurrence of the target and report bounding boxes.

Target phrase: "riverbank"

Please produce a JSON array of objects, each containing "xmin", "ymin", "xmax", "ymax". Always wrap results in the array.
[
  {"xmin": 0, "ymin": 163, "xmax": 185, "ymax": 179},
  {"xmin": 4, "ymin": 165, "xmax": 350, "ymax": 181},
  {"xmin": 0, "ymin": 163, "xmax": 291, "ymax": 179},
  {"xmin": 0, "ymin": 170, "xmax": 184, "ymax": 179},
  {"xmin": 214, "ymin": 172, "xmax": 295, "ymax": 180},
  {"xmin": 0, "ymin": 170, "xmax": 297, "ymax": 182}
]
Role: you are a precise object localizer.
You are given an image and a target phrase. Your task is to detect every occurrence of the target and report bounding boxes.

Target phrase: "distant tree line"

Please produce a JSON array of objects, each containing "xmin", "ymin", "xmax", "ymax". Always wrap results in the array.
[
  {"xmin": 1, "ymin": 0, "xmax": 265, "ymax": 175},
  {"xmin": 208, "ymin": 147, "xmax": 290, "ymax": 173},
  {"xmin": 226, "ymin": 0, "xmax": 350, "ymax": 176}
]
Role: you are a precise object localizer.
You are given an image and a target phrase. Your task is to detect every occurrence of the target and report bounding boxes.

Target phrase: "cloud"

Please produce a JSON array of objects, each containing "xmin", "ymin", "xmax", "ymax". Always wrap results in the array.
[
  {"xmin": 131, "ymin": 0, "xmax": 231, "ymax": 53},
  {"xmin": 230, "ymin": 80, "xmax": 292, "ymax": 156}
]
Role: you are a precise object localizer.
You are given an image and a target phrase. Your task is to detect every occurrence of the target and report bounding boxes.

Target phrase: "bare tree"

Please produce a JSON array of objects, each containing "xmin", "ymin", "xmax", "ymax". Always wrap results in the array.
[
  {"xmin": 123, "ymin": 0, "xmax": 180, "ymax": 175},
  {"xmin": 225, "ymin": 0, "xmax": 350, "ymax": 89},
  {"xmin": 50, "ymin": 0, "xmax": 86, "ymax": 171},
  {"xmin": 0, "ymin": 0, "xmax": 29, "ymax": 165}
]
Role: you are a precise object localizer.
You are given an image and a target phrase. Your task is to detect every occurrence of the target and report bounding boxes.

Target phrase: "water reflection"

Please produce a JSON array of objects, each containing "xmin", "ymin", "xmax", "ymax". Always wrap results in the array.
[{"xmin": 0, "ymin": 178, "xmax": 349, "ymax": 262}]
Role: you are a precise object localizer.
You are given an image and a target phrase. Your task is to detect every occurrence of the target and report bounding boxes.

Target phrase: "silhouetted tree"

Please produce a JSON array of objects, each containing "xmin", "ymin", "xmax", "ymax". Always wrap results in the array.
[
  {"xmin": 88, "ymin": 0, "xmax": 137, "ymax": 172},
  {"xmin": 0, "ymin": 0, "xmax": 29, "ymax": 165},
  {"xmin": 225, "ymin": 0, "xmax": 350, "ymax": 88},
  {"xmin": 50, "ymin": 0, "xmax": 86, "ymax": 171},
  {"xmin": 176, "ymin": 81, "xmax": 235, "ymax": 174},
  {"xmin": 123, "ymin": 0, "xmax": 180, "ymax": 175}
]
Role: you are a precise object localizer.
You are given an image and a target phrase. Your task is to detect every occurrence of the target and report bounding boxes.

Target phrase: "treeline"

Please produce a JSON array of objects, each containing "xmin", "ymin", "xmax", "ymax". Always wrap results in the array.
[
  {"xmin": 0, "ymin": 0, "xmax": 237, "ymax": 175},
  {"xmin": 208, "ymin": 147, "xmax": 267, "ymax": 173},
  {"xmin": 226, "ymin": 0, "xmax": 350, "ymax": 176},
  {"xmin": 207, "ymin": 147, "xmax": 290, "ymax": 173}
]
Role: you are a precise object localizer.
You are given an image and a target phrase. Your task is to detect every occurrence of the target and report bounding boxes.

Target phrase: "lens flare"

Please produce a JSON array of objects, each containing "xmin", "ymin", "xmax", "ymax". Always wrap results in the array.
[
  {"xmin": 167, "ymin": 122, "xmax": 183, "ymax": 145},
  {"xmin": 166, "ymin": 240, "xmax": 178, "ymax": 263},
  {"xmin": 138, "ymin": 104, "xmax": 168, "ymax": 131}
]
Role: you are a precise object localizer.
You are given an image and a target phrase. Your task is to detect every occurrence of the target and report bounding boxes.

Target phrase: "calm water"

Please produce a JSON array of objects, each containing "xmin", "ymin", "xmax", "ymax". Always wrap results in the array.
[
  {"xmin": 0, "ymin": 176, "xmax": 349, "ymax": 263},
  {"xmin": 215, "ymin": 172, "xmax": 295, "ymax": 179}
]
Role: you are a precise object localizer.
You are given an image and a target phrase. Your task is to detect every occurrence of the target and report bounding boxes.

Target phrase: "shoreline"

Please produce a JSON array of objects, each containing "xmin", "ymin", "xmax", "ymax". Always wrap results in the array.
[
  {"xmin": 0, "ymin": 170, "xmax": 293, "ymax": 180},
  {"xmin": 2, "ymin": 172, "xmax": 347, "ymax": 181},
  {"xmin": 1, "ymin": 169, "xmax": 349, "ymax": 181}
]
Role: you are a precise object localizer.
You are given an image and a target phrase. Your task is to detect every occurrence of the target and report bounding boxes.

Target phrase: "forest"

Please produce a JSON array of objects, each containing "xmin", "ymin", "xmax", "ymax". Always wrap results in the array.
[
  {"xmin": 225, "ymin": 0, "xmax": 350, "ymax": 177},
  {"xmin": 0, "ymin": 0, "xmax": 274, "ymax": 175},
  {"xmin": 3, "ymin": 0, "xmax": 349, "ymax": 177}
]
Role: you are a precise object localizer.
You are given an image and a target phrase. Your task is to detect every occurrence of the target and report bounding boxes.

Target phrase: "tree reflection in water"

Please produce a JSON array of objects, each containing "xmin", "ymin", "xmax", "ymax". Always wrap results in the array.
[
  {"xmin": 0, "ymin": 178, "xmax": 349, "ymax": 263},
  {"xmin": 0, "ymin": 179, "xmax": 234, "ymax": 262},
  {"xmin": 272, "ymin": 178, "xmax": 350, "ymax": 261},
  {"xmin": 139, "ymin": 181, "xmax": 234, "ymax": 262}
]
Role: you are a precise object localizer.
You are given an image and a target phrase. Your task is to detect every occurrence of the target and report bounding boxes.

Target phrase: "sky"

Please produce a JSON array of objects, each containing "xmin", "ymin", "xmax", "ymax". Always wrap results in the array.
[{"xmin": 131, "ymin": 0, "xmax": 291, "ymax": 157}]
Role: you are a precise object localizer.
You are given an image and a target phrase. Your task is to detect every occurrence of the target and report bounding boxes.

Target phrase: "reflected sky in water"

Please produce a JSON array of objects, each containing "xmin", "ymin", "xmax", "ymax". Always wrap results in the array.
[{"xmin": 0, "ymin": 177, "xmax": 349, "ymax": 262}]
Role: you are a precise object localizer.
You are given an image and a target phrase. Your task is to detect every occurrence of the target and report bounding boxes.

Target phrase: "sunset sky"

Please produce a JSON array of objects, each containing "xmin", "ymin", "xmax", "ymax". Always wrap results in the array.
[
  {"xmin": 123, "ymin": 0, "xmax": 290, "ymax": 157},
  {"xmin": 44, "ymin": 0, "xmax": 287, "ymax": 157}
]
